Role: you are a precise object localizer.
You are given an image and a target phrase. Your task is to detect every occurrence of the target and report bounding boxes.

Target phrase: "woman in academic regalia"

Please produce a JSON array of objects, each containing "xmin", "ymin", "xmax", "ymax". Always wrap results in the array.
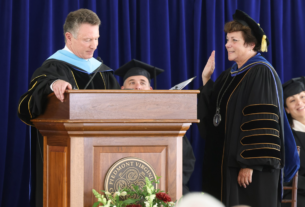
[
  {"xmin": 282, "ymin": 77, "xmax": 305, "ymax": 207},
  {"xmin": 197, "ymin": 10, "xmax": 298, "ymax": 207}
]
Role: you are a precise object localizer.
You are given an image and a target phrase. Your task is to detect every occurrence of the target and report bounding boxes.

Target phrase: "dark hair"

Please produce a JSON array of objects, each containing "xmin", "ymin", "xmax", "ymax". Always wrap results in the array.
[
  {"xmin": 224, "ymin": 20, "xmax": 260, "ymax": 51},
  {"xmin": 284, "ymin": 100, "xmax": 294, "ymax": 127},
  {"xmin": 63, "ymin": 9, "xmax": 101, "ymax": 42}
]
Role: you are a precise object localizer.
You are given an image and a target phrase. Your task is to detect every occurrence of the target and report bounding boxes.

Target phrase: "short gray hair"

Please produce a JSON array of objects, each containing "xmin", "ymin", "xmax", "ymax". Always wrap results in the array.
[{"xmin": 63, "ymin": 8, "xmax": 101, "ymax": 42}]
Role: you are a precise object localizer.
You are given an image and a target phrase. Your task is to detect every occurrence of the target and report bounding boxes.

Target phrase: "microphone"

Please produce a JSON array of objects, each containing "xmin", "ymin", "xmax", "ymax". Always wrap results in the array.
[{"xmin": 84, "ymin": 57, "xmax": 103, "ymax": 89}]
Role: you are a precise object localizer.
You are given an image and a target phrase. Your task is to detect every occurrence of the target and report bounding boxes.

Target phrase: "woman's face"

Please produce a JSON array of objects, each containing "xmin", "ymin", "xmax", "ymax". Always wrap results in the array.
[
  {"xmin": 285, "ymin": 91, "xmax": 305, "ymax": 121},
  {"xmin": 225, "ymin": 31, "xmax": 254, "ymax": 64}
]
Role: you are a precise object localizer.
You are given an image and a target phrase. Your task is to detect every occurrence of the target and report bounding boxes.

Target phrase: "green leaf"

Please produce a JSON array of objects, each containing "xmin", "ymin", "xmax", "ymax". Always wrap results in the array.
[
  {"xmin": 122, "ymin": 198, "xmax": 141, "ymax": 204},
  {"xmin": 116, "ymin": 195, "xmax": 119, "ymax": 203},
  {"xmin": 92, "ymin": 201, "xmax": 100, "ymax": 207},
  {"xmin": 133, "ymin": 185, "xmax": 139, "ymax": 190}
]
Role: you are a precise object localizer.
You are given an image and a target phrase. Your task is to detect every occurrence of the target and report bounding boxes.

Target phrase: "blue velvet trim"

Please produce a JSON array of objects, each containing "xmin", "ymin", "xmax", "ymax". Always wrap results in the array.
[{"xmin": 47, "ymin": 50, "xmax": 101, "ymax": 74}]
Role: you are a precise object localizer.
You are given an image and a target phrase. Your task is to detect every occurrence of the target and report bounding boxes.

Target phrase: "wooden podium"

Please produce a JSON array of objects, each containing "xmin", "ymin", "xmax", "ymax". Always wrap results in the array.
[{"xmin": 32, "ymin": 90, "xmax": 199, "ymax": 207}]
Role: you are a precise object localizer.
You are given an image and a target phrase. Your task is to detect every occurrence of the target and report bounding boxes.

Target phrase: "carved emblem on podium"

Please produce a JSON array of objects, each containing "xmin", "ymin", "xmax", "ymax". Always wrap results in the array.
[{"xmin": 104, "ymin": 157, "xmax": 157, "ymax": 193}]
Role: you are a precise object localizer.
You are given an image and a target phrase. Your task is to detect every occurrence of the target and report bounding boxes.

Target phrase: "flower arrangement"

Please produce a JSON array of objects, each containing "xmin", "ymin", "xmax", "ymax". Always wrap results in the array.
[{"xmin": 92, "ymin": 177, "xmax": 175, "ymax": 207}]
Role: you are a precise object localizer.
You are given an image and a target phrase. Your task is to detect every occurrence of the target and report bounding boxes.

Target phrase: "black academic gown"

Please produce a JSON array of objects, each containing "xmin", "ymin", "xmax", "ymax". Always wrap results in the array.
[
  {"xmin": 197, "ymin": 64, "xmax": 284, "ymax": 207},
  {"xmin": 182, "ymin": 135, "xmax": 196, "ymax": 194},
  {"xmin": 282, "ymin": 129, "xmax": 305, "ymax": 207},
  {"xmin": 17, "ymin": 59, "xmax": 120, "ymax": 207},
  {"xmin": 18, "ymin": 59, "xmax": 120, "ymax": 125}
]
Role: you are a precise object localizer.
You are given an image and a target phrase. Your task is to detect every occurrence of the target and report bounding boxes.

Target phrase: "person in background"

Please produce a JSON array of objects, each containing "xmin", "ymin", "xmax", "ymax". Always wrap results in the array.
[
  {"xmin": 197, "ymin": 10, "xmax": 299, "ymax": 206},
  {"xmin": 176, "ymin": 192, "xmax": 225, "ymax": 207},
  {"xmin": 17, "ymin": 9, "xmax": 120, "ymax": 206},
  {"xmin": 115, "ymin": 59, "xmax": 196, "ymax": 194},
  {"xmin": 282, "ymin": 77, "xmax": 305, "ymax": 207}
]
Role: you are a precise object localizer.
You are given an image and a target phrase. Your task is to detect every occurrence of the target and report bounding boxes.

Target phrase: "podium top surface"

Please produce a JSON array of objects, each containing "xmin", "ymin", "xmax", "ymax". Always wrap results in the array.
[
  {"xmin": 32, "ymin": 90, "xmax": 199, "ymax": 123},
  {"xmin": 65, "ymin": 90, "xmax": 200, "ymax": 94}
]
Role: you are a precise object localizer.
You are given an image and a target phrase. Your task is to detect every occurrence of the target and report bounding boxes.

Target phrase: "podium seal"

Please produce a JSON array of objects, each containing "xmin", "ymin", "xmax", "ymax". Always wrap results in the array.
[{"xmin": 104, "ymin": 157, "xmax": 157, "ymax": 193}]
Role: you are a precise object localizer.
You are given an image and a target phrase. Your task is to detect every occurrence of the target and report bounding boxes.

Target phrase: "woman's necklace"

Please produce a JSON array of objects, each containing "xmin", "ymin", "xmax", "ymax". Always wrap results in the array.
[{"xmin": 213, "ymin": 73, "xmax": 236, "ymax": 127}]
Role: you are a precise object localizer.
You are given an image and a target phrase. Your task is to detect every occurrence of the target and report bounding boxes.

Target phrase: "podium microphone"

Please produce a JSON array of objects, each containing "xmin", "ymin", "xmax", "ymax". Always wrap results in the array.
[{"xmin": 84, "ymin": 57, "xmax": 103, "ymax": 89}]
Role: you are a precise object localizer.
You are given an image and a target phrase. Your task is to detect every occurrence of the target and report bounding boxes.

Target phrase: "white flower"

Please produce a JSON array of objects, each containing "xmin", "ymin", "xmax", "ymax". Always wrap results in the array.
[
  {"xmin": 144, "ymin": 201, "xmax": 150, "ymax": 207},
  {"xmin": 121, "ymin": 191, "xmax": 127, "ymax": 196},
  {"xmin": 105, "ymin": 191, "xmax": 111, "ymax": 196},
  {"xmin": 145, "ymin": 178, "xmax": 155, "ymax": 192},
  {"xmin": 150, "ymin": 194, "xmax": 156, "ymax": 201},
  {"xmin": 114, "ymin": 191, "xmax": 120, "ymax": 197},
  {"xmin": 102, "ymin": 197, "xmax": 107, "ymax": 204},
  {"xmin": 145, "ymin": 194, "xmax": 156, "ymax": 205},
  {"xmin": 153, "ymin": 204, "xmax": 158, "ymax": 207},
  {"xmin": 147, "ymin": 187, "xmax": 152, "ymax": 195},
  {"xmin": 168, "ymin": 201, "xmax": 175, "ymax": 206},
  {"xmin": 92, "ymin": 189, "xmax": 102, "ymax": 198},
  {"xmin": 103, "ymin": 200, "xmax": 112, "ymax": 207}
]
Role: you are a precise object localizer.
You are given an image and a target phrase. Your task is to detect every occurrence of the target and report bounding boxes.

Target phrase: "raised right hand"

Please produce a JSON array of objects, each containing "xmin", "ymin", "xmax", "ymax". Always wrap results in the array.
[
  {"xmin": 52, "ymin": 80, "xmax": 72, "ymax": 102},
  {"xmin": 202, "ymin": 51, "xmax": 215, "ymax": 85}
]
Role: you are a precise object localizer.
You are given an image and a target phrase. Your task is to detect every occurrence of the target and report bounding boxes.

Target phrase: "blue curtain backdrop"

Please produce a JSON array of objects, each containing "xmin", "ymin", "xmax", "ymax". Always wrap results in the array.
[{"xmin": 1, "ymin": 0, "xmax": 305, "ymax": 206}]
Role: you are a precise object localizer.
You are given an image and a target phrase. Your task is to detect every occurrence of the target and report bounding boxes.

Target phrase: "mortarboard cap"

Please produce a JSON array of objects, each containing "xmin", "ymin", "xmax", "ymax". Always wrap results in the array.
[
  {"xmin": 283, "ymin": 77, "xmax": 305, "ymax": 100},
  {"xmin": 233, "ymin": 10, "xmax": 269, "ymax": 52},
  {"xmin": 114, "ymin": 59, "xmax": 164, "ymax": 88}
]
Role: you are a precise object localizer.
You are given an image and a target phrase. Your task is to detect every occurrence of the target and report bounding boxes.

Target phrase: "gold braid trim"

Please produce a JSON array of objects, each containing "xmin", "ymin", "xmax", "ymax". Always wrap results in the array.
[
  {"xmin": 100, "ymin": 72, "xmax": 106, "ymax": 89},
  {"xmin": 240, "ymin": 134, "xmax": 280, "ymax": 148},
  {"xmin": 242, "ymin": 104, "xmax": 279, "ymax": 119},
  {"xmin": 240, "ymin": 119, "xmax": 279, "ymax": 133},
  {"xmin": 30, "ymin": 74, "xmax": 46, "ymax": 83},
  {"xmin": 240, "ymin": 147, "xmax": 281, "ymax": 160},
  {"xmin": 28, "ymin": 81, "xmax": 37, "ymax": 91},
  {"xmin": 20, "ymin": 119, "xmax": 34, "ymax": 126},
  {"xmin": 18, "ymin": 94, "xmax": 28, "ymax": 114},
  {"xmin": 70, "ymin": 70, "xmax": 79, "ymax": 89},
  {"xmin": 28, "ymin": 96, "xmax": 33, "ymax": 118}
]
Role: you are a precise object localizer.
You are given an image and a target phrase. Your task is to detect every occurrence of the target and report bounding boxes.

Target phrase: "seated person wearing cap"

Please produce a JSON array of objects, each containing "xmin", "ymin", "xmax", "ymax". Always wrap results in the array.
[
  {"xmin": 282, "ymin": 77, "xmax": 305, "ymax": 207},
  {"xmin": 115, "ymin": 59, "xmax": 196, "ymax": 194}
]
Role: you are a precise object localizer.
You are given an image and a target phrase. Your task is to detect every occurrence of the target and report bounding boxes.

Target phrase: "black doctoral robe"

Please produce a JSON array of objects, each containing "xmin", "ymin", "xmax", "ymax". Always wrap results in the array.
[
  {"xmin": 17, "ymin": 59, "xmax": 120, "ymax": 207},
  {"xmin": 197, "ymin": 64, "xmax": 284, "ymax": 207},
  {"xmin": 283, "ymin": 129, "xmax": 305, "ymax": 207},
  {"xmin": 18, "ymin": 59, "xmax": 120, "ymax": 125}
]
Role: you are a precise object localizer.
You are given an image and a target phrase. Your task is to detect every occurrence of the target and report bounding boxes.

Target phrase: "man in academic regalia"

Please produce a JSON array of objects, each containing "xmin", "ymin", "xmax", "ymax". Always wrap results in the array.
[
  {"xmin": 17, "ymin": 9, "xmax": 120, "ymax": 206},
  {"xmin": 114, "ymin": 59, "xmax": 196, "ymax": 194}
]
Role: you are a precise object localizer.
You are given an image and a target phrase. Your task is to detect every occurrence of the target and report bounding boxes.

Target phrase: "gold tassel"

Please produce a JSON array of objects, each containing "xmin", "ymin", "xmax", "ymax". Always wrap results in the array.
[{"xmin": 261, "ymin": 35, "xmax": 267, "ymax": 52}]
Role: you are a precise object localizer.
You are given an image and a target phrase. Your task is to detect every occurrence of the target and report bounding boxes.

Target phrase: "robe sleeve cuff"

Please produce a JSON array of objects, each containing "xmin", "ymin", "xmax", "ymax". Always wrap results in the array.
[
  {"xmin": 239, "ymin": 165, "xmax": 263, "ymax": 171},
  {"xmin": 50, "ymin": 79, "xmax": 60, "ymax": 91}
]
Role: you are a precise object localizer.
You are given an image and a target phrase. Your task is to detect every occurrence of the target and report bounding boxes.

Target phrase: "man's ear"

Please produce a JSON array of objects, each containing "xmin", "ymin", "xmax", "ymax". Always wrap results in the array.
[
  {"xmin": 65, "ymin": 32, "xmax": 73, "ymax": 43},
  {"xmin": 285, "ymin": 107, "xmax": 290, "ymax": 114},
  {"xmin": 121, "ymin": 86, "xmax": 125, "ymax": 89},
  {"xmin": 149, "ymin": 86, "xmax": 153, "ymax": 90}
]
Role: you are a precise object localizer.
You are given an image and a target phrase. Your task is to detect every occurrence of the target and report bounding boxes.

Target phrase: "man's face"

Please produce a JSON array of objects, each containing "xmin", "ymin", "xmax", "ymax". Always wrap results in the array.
[
  {"xmin": 121, "ymin": 75, "xmax": 152, "ymax": 90},
  {"xmin": 65, "ymin": 23, "xmax": 99, "ymax": 59}
]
